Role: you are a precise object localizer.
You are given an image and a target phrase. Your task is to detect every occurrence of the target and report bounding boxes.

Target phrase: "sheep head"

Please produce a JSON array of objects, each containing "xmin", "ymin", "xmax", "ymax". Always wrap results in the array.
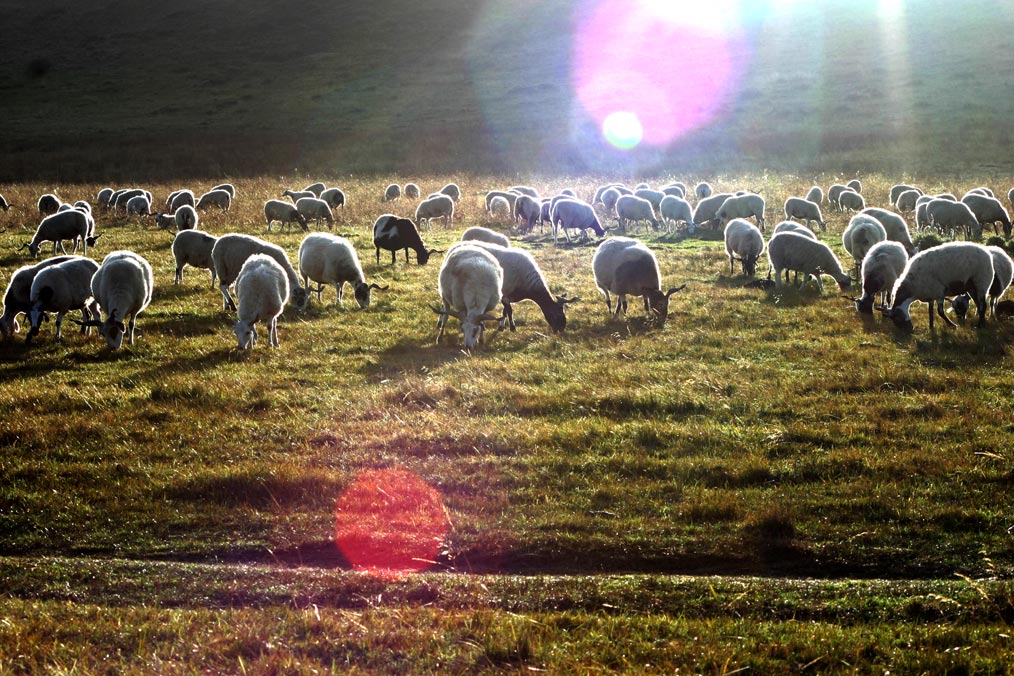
[{"xmin": 233, "ymin": 320, "xmax": 257, "ymax": 349}]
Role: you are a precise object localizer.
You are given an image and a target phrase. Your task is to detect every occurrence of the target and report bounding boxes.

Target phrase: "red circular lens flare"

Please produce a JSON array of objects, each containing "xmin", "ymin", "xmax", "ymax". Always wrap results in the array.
[{"xmin": 334, "ymin": 468, "xmax": 450, "ymax": 576}]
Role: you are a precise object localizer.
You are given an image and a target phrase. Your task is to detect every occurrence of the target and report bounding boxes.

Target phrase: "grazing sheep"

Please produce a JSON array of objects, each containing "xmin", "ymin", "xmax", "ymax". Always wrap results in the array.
[
  {"xmin": 847, "ymin": 179, "xmax": 863, "ymax": 194},
  {"xmin": 404, "ymin": 183, "xmax": 421, "ymax": 199},
  {"xmin": 320, "ymin": 187, "xmax": 346, "ymax": 210},
  {"xmin": 172, "ymin": 229, "xmax": 219, "ymax": 286},
  {"xmin": 890, "ymin": 184, "xmax": 922, "ymax": 204},
  {"xmin": 153, "ymin": 212, "xmax": 176, "ymax": 230},
  {"xmin": 384, "ymin": 183, "xmax": 402, "ymax": 201},
  {"xmin": 19, "ymin": 210, "xmax": 91, "ymax": 258},
  {"xmin": 295, "ymin": 196, "xmax": 335, "ymax": 229},
  {"xmin": 767, "ymin": 232, "xmax": 852, "ymax": 293},
  {"xmin": 660, "ymin": 184, "xmax": 686, "ymax": 199},
  {"xmin": 634, "ymin": 182, "xmax": 649, "ymax": 191},
  {"xmin": 695, "ymin": 182, "xmax": 713, "ymax": 199},
  {"xmin": 860, "ymin": 208, "xmax": 915, "ymax": 254},
  {"xmin": 169, "ymin": 189, "xmax": 196, "ymax": 211},
  {"xmin": 659, "ymin": 195, "xmax": 695, "ymax": 234},
  {"xmin": 37, "ymin": 194, "xmax": 61, "ymax": 215},
  {"xmin": 489, "ymin": 195, "xmax": 512, "ymax": 219},
  {"xmin": 692, "ymin": 192, "xmax": 733, "ymax": 229},
  {"xmin": 434, "ymin": 244, "xmax": 503, "ymax": 350},
  {"xmin": 772, "ymin": 220, "xmax": 817, "ymax": 239},
  {"xmin": 485, "ymin": 190, "xmax": 520, "ymax": 213},
  {"xmin": 211, "ymin": 234, "xmax": 308, "ymax": 312},
  {"xmin": 953, "ymin": 246, "xmax": 1014, "ymax": 321},
  {"xmin": 842, "ymin": 215, "xmax": 887, "ymax": 275},
  {"xmin": 1008, "ymin": 187, "xmax": 1014, "ymax": 206},
  {"xmin": 24, "ymin": 256, "xmax": 100, "ymax": 344},
  {"xmin": 211, "ymin": 183, "xmax": 236, "ymax": 199},
  {"xmin": 717, "ymin": 193, "xmax": 766, "ymax": 231},
  {"xmin": 592, "ymin": 237, "xmax": 685, "ymax": 327},
  {"xmin": 283, "ymin": 189, "xmax": 315, "ymax": 203},
  {"xmin": 1, "ymin": 256, "xmax": 75, "ymax": 338},
  {"xmin": 112, "ymin": 189, "xmax": 146, "ymax": 211},
  {"xmin": 298, "ymin": 233, "xmax": 386, "ymax": 308},
  {"xmin": 927, "ymin": 199, "xmax": 981, "ymax": 239},
  {"xmin": 827, "ymin": 184, "xmax": 849, "ymax": 211},
  {"xmin": 95, "ymin": 188, "xmax": 113, "ymax": 209},
  {"xmin": 373, "ymin": 214, "xmax": 440, "ymax": 266},
  {"xmin": 633, "ymin": 188, "xmax": 665, "ymax": 211},
  {"xmin": 73, "ymin": 201, "xmax": 91, "ymax": 215},
  {"xmin": 724, "ymin": 219, "xmax": 765, "ymax": 276},
  {"xmin": 961, "ymin": 193, "xmax": 1011, "ymax": 237},
  {"xmin": 885, "ymin": 242, "xmax": 993, "ymax": 330},
  {"xmin": 853, "ymin": 241, "xmax": 909, "ymax": 314},
  {"xmin": 196, "ymin": 189, "xmax": 232, "ymax": 212},
  {"xmin": 462, "ymin": 226, "xmax": 510, "ymax": 248},
  {"xmin": 552, "ymin": 198, "xmax": 606, "ymax": 244},
  {"xmin": 593, "ymin": 183, "xmax": 621, "ymax": 205},
  {"xmin": 916, "ymin": 201, "xmax": 932, "ymax": 231},
  {"xmin": 509, "ymin": 185, "xmax": 540, "ymax": 198},
  {"xmin": 895, "ymin": 189, "xmax": 922, "ymax": 212},
  {"xmin": 964, "ymin": 187, "xmax": 994, "ymax": 199},
  {"xmin": 233, "ymin": 254, "xmax": 289, "ymax": 349},
  {"xmin": 416, "ymin": 194, "xmax": 455, "ymax": 229},
  {"xmin": 86, "ymin": 251, "xmax": 154, "ymax": 349},
  {"xmin": 783, "ymin": 197, "xmax": 825, "ymax": 231},
  {"xmin": 601, "ymin": 187, "xmax": 622, "ymax": 215},
  {"xmin": 125, "ymin": 194, "xmax": 152, "ymax": 217},
  {"xmin": 805, "ymin": 186, "xmax": 823, "ymax": 205},
  {"xmin": 513, "ymin": 194, "xmax": 542, "ymax": 233},
  {"xmin": 837, "ymin": 190, "xmax": 865, "ymax": 213},
  {"xmin": 439, "ymin": 182, "xmax": 462, "ymax": 202},
  {"xmin": 301, "ymin": 182, "xmax": 325, "ymax": 197},
  {"xmin": 173, "ymin": 205, "xmax": 199, "ymax": 231},
  {"xmin": 264, "ymin": 199, "xmax": 308, "ymax": 233},
  {"xmin": 615, "ymin": 194, "xmax": 660, "ymax": 233}
]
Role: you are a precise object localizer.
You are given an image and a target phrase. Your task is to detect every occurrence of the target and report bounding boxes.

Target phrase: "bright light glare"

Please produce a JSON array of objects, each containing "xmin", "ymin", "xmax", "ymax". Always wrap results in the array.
[
  {"xmin": 640, "ymin": 0, "xmax": 741, "ymax": 31},
  {"xmin": 603, "ymin": 112, "xmax": 644, "ymax": 150},
  {"xmin": 878, "ymin": 0, "xmax": 904, "ymax": 19}
]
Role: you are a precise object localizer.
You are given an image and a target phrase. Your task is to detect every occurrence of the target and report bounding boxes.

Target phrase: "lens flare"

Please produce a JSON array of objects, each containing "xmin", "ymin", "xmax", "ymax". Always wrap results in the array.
[{"xmin": 603, "ymin": 111, "xmax": 644, "ymax": 149}]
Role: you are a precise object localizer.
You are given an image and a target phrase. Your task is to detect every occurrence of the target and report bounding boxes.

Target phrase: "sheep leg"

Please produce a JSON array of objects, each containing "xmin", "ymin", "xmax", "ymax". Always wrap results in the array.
[
  {"xmin": 936, "ymin": 299, "xmax": 957, "ymax": 328},
  {"xmin": 210, "ymin": 270, "xmax": 217, "ymax": 288},
  {"xmin": 976, "ymin": 294, "xmax": 988, "ymax": 328},
  {"xmin": 128, "ymin": 315, "xmax": 137, "ymax": 345},
  {"xmin": 729, "ymin": 256, "xmax": 735, "ymax": 274},
  {"xmin": 333, "ymin": 283, "xmax": 340, "ymax": 306},
  {"xmin": 174, "ymin": 266, "xmax": 183, "ymax": 284},
  {"xmin": 403, "ymin": 249, "xmax": 409, "ymax": 264},
  {"xmin": 603, "ymin": 290, "xmax": 612, "ymax": 315},
  {"xmin": 270, "ymin": 317, "xmax": 279, "ymax": 347},
  {"xmin": 502, "ymin": 300, "xmax": 516, "ymax": 331},
  {"xmin": 220, "ymin": 284, "xmax": 237, "ymax": 312},
  {"xmin": 55, "ymin": 312, "xmax": 65, "ymax": 340},
  {"xmin": 435, "ymin": 308, "xmax": 448, "ymax": 344}
]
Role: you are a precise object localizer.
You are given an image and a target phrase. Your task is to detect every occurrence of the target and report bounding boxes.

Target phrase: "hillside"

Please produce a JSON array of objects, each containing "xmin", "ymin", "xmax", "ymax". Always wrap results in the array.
[{"xmin": 1, "ymin": 0, "xmax": 1013, "ymax": 179}]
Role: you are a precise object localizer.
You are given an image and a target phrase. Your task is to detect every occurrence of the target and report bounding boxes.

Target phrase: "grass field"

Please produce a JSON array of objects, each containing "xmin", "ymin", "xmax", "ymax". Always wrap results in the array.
[{"xmin": 3, "ymin": 172, "xmax": 1014, "ymax": 672}]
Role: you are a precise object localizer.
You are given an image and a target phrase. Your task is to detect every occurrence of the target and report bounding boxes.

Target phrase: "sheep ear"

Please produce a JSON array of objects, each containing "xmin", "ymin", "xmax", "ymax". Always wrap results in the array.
[{"xmin": 665, "ymin": 284, "xmax": 687, "ymax": 297}]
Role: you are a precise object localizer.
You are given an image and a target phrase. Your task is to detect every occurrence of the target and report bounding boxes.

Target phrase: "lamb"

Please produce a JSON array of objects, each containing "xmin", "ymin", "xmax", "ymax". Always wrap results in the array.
[
  {"xmin": 961, "ymin": 193, "xmax": 1011, "ymax": 237},
  {"xmin": 717, "ymin": 193, "xmax": 766, "ymax": 231},
  {"xmin": 298, "ymin": 233, "xmax": 386, "ymax": 308},
  {"xmin": 842, "ymin": 215, "xmax": 887, "ymax": 275},
  {"xmin": 233, "ymin": 254, "xmax": 289, "ymax": 349},
  {"xmin": 926, "ymin": 199, "xmax": 981, "ymax": 239},
  {"xmin": 592, "ymin": 237, "xmax": 685, "ymax": 327},
  {"xmin": 889, "ymin": 184, "xmax": 922, "ymax": 204},
  {"xmin": 633, "ymin": 188, "xmax": 665, "ymax": 211},
  {"xmin": 404, "ymin": 183, "xmax": 420, "ymax": 199},
  {"xmin": 210, "ymin": 234, "xmax": 308, "ymax": 312},
  {"xmin": 320, "ymin": 187, "xmax": 346, "ymax": 210},
  {"xmin": 19, "ymin": 210, "xmax": 92, "ymax": 258},
  {"xmin": 846, "ymin": 179, "xmax": 863, "ymax": 194},
  {"xmin": 860, "ymin": 208, "xmax": 916, "ymax": 255},
  {"xmin": 615, "ymin": 194, "xmax": 660, "ymax": 233},
  {"xmin": 295, "ymin": 196, "xmax": 335, "ymax": 229},
  {"xmin": 24, "ymin": 256, "xmax": 100, "ymax": 344},
  {"xmin": 853, "ymin": 240, "xmax": 909, "ymax": 314},
  {"xmin": 384, "ymin": 183, "xmax": 402, "ymax": 201},
  {"xmin": 552, "ymin": 198, "xmax": 606, "ymax": 244},
  {"xmin": 85, "ymin": 251, "xmax": 154, "ymax": 349},
  {"xmin": 694, "ymin": 182, "xmax": 713, "ymax": 199},
  {"xmin": 692, "ymin": 192, "xmax": 733, "ymax": 229},
  {"xmin": 283, "ymin": 189, "xmax": 315, "ymax": 203},
  {"xmin": 783, "ymin": 197, "xmax": 825, "ymax": 231},
  {"xmin": 172, "ymin": 229, "xmax": 219, "ymax": 286},
  {"xmin": 416, "ymin": 194, "xmax": 455, "ymax": 229},
  {"xmin": 433, "ymin": 244, "xmax": 503, "ymax": 350},
  {"xmin": 724, "ymin": 219, "xmax": 765, "ymax": 276},
  {"xmin": 805, "ymin": 186, "xmax": 823, "ymax": 205},
  {"xmin": 169, "ymin": 189, "xmax": 196, "ymax": 211},
  {"xmin": 264, "ymin": 199, "xmax": 309, "ymax": 232},
  {"xmin": 767, "ymin": 232, "xmax": 852, "ymax": 293},
  {"xmin": 125, "ymin": 194, "xmax": 152, "ymax": 217},
  {"xmin": 837, "ymin": 190, "xmax": 866, "ymax": 213},
  {"xmin": 489, "ymin": 195, "xmax": 511, "ymax": 219},
  {"xmin": 513, "ymin": 194, "xmax": 542, "ymax": 233},
  {"xmin": 301, "ymin": 182, "xmax": 325, "ymax": 197},
  {"xmin": 439, "ymin": 182, "xmax": 462, "ymax": 202},
  {"xmin": 659, "ymin": 195, "xmax": 695, "ymax": 234},
  {"xmin": 885, "ymin": 242, "xmax": 993, "ymax": 330},
  {"xmin": 211, "ymin": 183, "xmax": 236, "ymax": 199},
  {"xmin": 1, "ymin": 256, "xmax": 75, "ymax": 338},
  {"xmin": 895, "ymin": 189, "xmax": 922, "ymax": 212},
  {"xmin": 373, "ymin": 214, "xmax": 440, "ymax": 266},
  {"xmin": 173, "ymin": 204, "xmax": 199, "ymax": 231},
  {"xmin": 196, "ymin": 189, "xmax": 232, "ymax": 211},
  {"xmin": 449, "ymin": 241, "xmax": 577, "ymax": 333},
  {"xmin": 38, "ymin": 193, "xmax": 61, "ymax": 215},
  {"xmin": 461, "ymin": 226, "xmax": 510, "ymax": 248}
]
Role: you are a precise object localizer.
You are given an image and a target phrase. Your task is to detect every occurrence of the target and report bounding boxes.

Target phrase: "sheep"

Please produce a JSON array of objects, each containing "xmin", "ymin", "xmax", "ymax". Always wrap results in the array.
[
  {"xmin": 895, "ymin": 189, "xmax": 922, "ymax": 212},
  {"xmin": 320, "ymin": 187, "xmax": 346, "ymax": 210},
  {"xmin": 169, "ymin": 189, "xmax": 196, "ymax": 211},
  {"xmin": 915, "ymin": 202, "xmax": 932, "ymax": 232},
  {"xmin": 961, "ymin": 193, "xmax": 1011, "ymax": 237},
  {"xmin": 153, "ymin": 212, "xmax": 177, "ymax": 230},
  {"xmin": 717, "ymin": 192, "xmax": 766, "ymax": 231},
  {"xmin": 106, "ymin": 189, "xmax": 128, "ymax": 208},
  {"xmin": 846, "ymin": 179, "xmax": 862, "ymax": 194},
  {"xmin": 767, "ymin": 232, "xmax": 852, "ymax": 293},
  {"xmin": 539, "ymin": 199, "xmax": 553, "ymax": 230},
  {"xmin": 38, "ymin": 193, "xmax": 61, "ymax": 215},
  {"xmin": 837, "ymin": 189, "xmax": 866, "ymax": 213},
  {"xmin": 449, "ymin": 241, "xmax": 577, "ymax": 333},
  {"xmin": 461, "ymin": 226, "xmax": 510, "ymax": 248},
  {"xmin": 404, "ymin": 183, "xmax": 421, "ymax": 199},
  {"xmin": 659, "ymin": 195, "xmax": 695, "ymax": 234},
  {"xmin": 509, "ymin": 185, "xmax": 539, "ymax": 199},
  {"xmin": 211, "ymin": 183, "xmax": 236, "ymax": 199},
  {"xmin": 125, "ymin": 194, "xmax": 152, "ymax": 217},
  {"xmin": 927, "ymin": 199, "xmax": 981, "ymax": 239},
  {"xmin": 264, "ymin": 199, "xmax": 308, "ymax": 233},
  {"xmin": 84, "ymin": 251, "xmax": 154, "ymax": 349},
  {"xmin": 953, "ymin": 246, "xmax": 1014, "ymax": 320},
  {"xmin": 842, "ymin": 215, "xmax": 887, "ymax": 275},
  {"xmin": 723, "ymin": 219, "xmax": 765, "ymax": 276},
  {"xmin": 384, "ymin": 183, "xmax": 402, "ymax": 201},
  {"xmin": 1008, "ymin": 187, "xmax": 1014, "ymax": 206},
  {"xmin": 19, "ymin": 210, "xmax": 92, "ymax": 258},
  {"xmin": 885, "ymin": 242, "xmax": 993, "ymax": 330},
  {"xmin": 601, "ymin": 187, "xmax": 622, "ymax": 215},
  {"xmin": 415, "ymin": 194, "xmax": 455, "ymax": 229},
  {"xmin": 633, "ymin": 188, "xmax": 665, "ymax": 211},
  {"xmin": 783, "ymin": 197, "xmax": 825, "ymax": 231},
  {"xmin": 172, "ymin": 229, "xmax": 219, "ymax": 286},
  {"xmin": 73, "ymin": 201, "xmax": 91, "ymax": 215},
  {"xmin": 889, "ymin": 184, "xmax": 922, "ymax": 204},
  {"xmin": 174, "ymin": 204, "xmax": 199, "ymax": 231},
  {"xmin": 24, "ymin": 256, "xmax": 100, "ymax": 344},
  {"xmin": 485, "ymin": 190, "xmax": 520, "ymax": 213},
  {"xmin": 593, "ymin": 184, "xmax": 622, "ymax": 205},
  {"xmin": 282, "ymin": 189, "xmax": 314, "ymax": 204},
  {"xmin": 660, "ymin": 183, "xmax": 686, "ymax": 198},
  {"xmin": 95, "ymin": 188, "xmax": 113, "ymax": 209},
  {"xmin": 695, "ymin": 182, "xmax": 713, "ymax": 199},
  {"xmin": 964, "ymin": 187, "xmax": 994, "ymax": 199},
  {"xmin": 634, "ymin": 182, "xmax": 649, "ymax": 191},
  {"xmin": 165, "ymin": 189, "xmax": 184, "ymax": 209},
  {"xmin": 233, "ymin": 254, "xmax": 289, "ymax": 349},
  {"xmin": 827, "ymin": 184, "xmax": 849, "ymax": 211},
  {"xmin": 196, "ymin": 189, "xmax": 232, "ymax": 211},
  {"xmin": 692, "ymin": 192, "xmax": 733, "ymax": 229},
  {"xmin": 805, "ymin": 186, "xmax": 823, "ymax": 205},
  {"xmin": 439, "ymin": 182, "xmax": 462, "ymax": 202},
  {"xmin": 1, "ymin": 256, "xmax": 75, "ymax": 338},
  {"xmin": 295, "ymin": 196, "xmax": 335, "ymax": 229},
  {"xmin": 615, "ymin": 194, "xmax": 660, "ymax": 233},
  {"xmin": 592, "ymin": 237, "xmax": 685, "ymax": 327},
  {"xmin": 513, "ymin": 194, "xmax": 542, "ymax": 233},
  {"xmin": 373, "ymin": 214, "xmax": 440, "ymax": 266},
  {"xmin": 852, "ymin": 241, "xmax": 909, "ymax": 314},
  {"xmin": 301, "ymin": 182, "xmax": 325, "ymax": 197},
  {"xmin": 298, "ymin": 233, "xmax": 386, "ymax": 308},
  {"xmin": 210, "ymin": 234, "xmax": 308, "ymax": 312},
  {"xmin": 489, "ymin": 195, "xmax": 511, "ymax": 219},
  {"xmin": 861, "ymin": 207, "xmax": 916, "ymax": 254},
  {"xmin": 772, "ymin": 220, "xmax": 817, "ymax": 239},
  {"xmin": 433, "ymin": 244, "xmax": 503, "ymax": 350},
  {"xmin": 113, "ymin": 189, "xmax": 149, "ymax": 211},
  {"xmin": 552, "ymin": 198, "xmax": 606, "ymax": 244}
]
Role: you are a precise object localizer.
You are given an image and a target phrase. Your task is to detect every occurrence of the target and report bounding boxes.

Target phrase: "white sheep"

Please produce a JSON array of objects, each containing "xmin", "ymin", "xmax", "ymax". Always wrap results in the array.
[
  {"xmin": 112, "ymin": 189, "xmax": 147, "ymax": 212},
  {"xmin": 196, "ymin": 189, "xmax": 232, "ymax": 211},
  {"xmin": 772, "ymin": 220, "xmax": 817, "ymax": 239},
  {"xmin": 298, "ymin": 233, "xmax": 386, "ymax": 308},
  {"xmin": 954, "ymin": 246, "xmax": 1014, "ymax": 321},
  {"xmin": 283, "ymin": 189, "xmax": 315, "ymax": 203},
  {"xmin": 38, "ymin": 193, "xmax": 61, "ymax": 215},
  {"xmin": 724, "ymin": 219, "xmax": 765, "ymax": 276},
  {"xmin": 827, "ymin": 184, "xmax": 848, "ymax": 211},
  {"xmin": 95, "ymin": 188, "xmax": 113, "ymax": 209},
  {"xmin": 485, "ymin": 190, "xmax": 519, "ymax": 213},
  {"xmin": 19, "ymin": 210, "xmax": 92, "ymax": 258},
  {"xmin": 591, "ymin": 237, "xmax": 685, "ymax": 327},
  {"xmin": 169, "ymin": 189, "xmax": 196, "ymax": 211},
  {"xmin": 211, "ymin": 234, "xmax": 308, "ymax": 312},
  {"xmin": 461, "ymin": 226, "xmax": 510, "ymax": 248},
  {"xmin": 86, "ymin": 250, "xmax": 154, "ymax": 349},
  {"xmin": 153, "ymin": 212, "xmax": 176, "ymax": 230},
  {"xmin": 633, "ymin": 188, "xmax": 665, "ymax": 211},
  {"xmin": 404, "ymin": 183, "xmax": 421, "ymax": 199},
  {"xmin": 805, "ymin": 186, "xmax": 823, "ymax": 205},
  {"xmin": 174, "ymin": 204, "xmax": 199, "ymax": 231},
  {"xmin": 853, "ymin": 240, "xmax": 909, "ymax": 314},
  {"xmin": 1008, "ymin": 187, "xmax": 1014, "ymax": 206},
  {"xmin": 384, "ymin": 183, "xmax": 402, "ymax": 201},
  {"xmin": 964, "ymin": 187, "xmax": 994, "ymax": 199},
  {"xmin": 961, "ymin": 194, "xmax": 1011, "ymax": 237},
  {"xmin": 125, "ymin": 194, "xmax": 152, "ymax": 217},
  {"xmin": 1, "ymin": 256, "xmax": 77, "ymax": 338},
  {"xmin": 509, "ymin": 185, "xmax": 540, "ymax": 198},
  {"xmin": 415, "ymin": 194, "xmax": 455, "ymax": 229},
  {"xmin": 860, "ymin": 207, "xmax": 916, "ymax": 254},
  {"xmin": 717, "ymin": 193, "xmax": 766, "ymax": 231},
  {"xmin": 615, "ymin": 194, "xmax": 660, "ymax": 233},
  {"xmin": 927, "ymin": 199, "xmax": 981, "ymax": 239},
  {"xmin": 433, "ymin": 244, "xmax": 503, "ymax": 350},
  {"xmin": 767, "ymin": 232, "xmax": 852, "ymax": 293},
  {"xmin": 889, "ymin": 184, "xmax": 921, "ymax": 204},
  {"xmin": 783, "ymin": 197, "xmax": 825, "ymax": 231},
  {"xmin": 895, "ymin": 189, "xmax": 922, "ymax": 212},
  {"xmin": 295, "ymin": 196, "xmax": 335, "ymax": 229},
  {"xmin": 489, "ymin": 195, "xmax": 511, "ymax": 219},
  {"xmin": 264, "ymin": 199, "xmax": 308, "ymax": 232},
  {"xmin": 211, "ymin": 183, "xmax": 237, "ymax": 199},
  {"xmin": 23, "ymin": 256, "xmax": 100, "ymax": 344},
  {"xmin": 659, "ymin": 195, "xmax": 695, "ymax": 234},
  {"xmin": 847, "ymin": 179, "xmax": 863, "ymax": 194},
  {"xmin": 172, "ymin": 230, "xmax": 219, "ymax": 286},
  {"xmin": 693, "ymin": 192, "xmax": 733, "ymax": 229},
  {"xmin": 837, "ymin": 190, "xmax": 866, "ymax": 213},
  {"xmin": 695, "ymin": 182, "xmax": 713, "ymax": 199},
  {"xmin": 601, "ymin": 187, "xmax": 622, "ymax": 215},
  {"xmin": 439, "ymin": 182, "xmax": 462, "ymax": 202},
  {"xmin": 660, "ymin": 183, "xmax": 686, "ymax": 199},
  {"xmin": 513, "ymin": 194, "xmax": 542, "ymax": 233},
  {"xmin": 301, "ymin": 182, "xmax": 325, "ymax": 197},
  {"xmin": 320, "ymin": 187, "xmax": 346, "ymax": 210},
  {"xmin": 842, "ymin": 215, "xmax": 887, "ymax": 275},
  {"xmin": 886, "ymin": 242, "xmax": 993, "ymax": 330},
  {"xmin": 233, "ymin": 254, "xmax": 290, "ymax": 349},
  {"xmin": 552, "ymin": 198, "xmax": 606, "ymax": 244}
]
